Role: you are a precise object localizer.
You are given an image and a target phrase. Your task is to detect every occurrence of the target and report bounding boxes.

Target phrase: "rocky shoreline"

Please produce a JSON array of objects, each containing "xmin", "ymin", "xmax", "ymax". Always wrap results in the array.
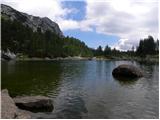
[
  {"xmin": 1, "ymin": 49, "xmax": 158, "ymax": 63},
  {"xmin": 1, "ymin": 89, "xmax": 54, "ymax": 119},
  {"xmin": 2, "ymin": 53, "xmax": 158, "ymax": 63}
]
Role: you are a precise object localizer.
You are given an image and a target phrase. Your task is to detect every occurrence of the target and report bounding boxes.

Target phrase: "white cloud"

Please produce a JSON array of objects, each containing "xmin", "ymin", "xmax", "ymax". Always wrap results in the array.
[
  {"xmin": 84, "ymin": 0, "xmax": 159, "ymax": 50},
  {"xmin": 2, "ymin": 0, "xmax": 67, "ymax": 19},
  {"xmin": 58, "ymin": 19, "xmax": 80, "ymax": 30}
]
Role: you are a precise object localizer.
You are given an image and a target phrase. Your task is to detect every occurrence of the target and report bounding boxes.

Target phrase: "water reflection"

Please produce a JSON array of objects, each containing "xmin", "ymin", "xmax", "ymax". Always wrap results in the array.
[
  {"xmin": 2, "ymin": 61, "xmax": 63, "ymax": 97},
  {"xmin": 113, "ymin": 77, "xmax": 138, "ymax": 86}
]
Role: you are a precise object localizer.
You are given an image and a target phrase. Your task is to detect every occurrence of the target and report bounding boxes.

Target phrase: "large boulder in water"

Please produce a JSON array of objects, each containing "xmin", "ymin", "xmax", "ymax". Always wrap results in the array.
[
  {"xmin": 13, "ymin": 96, "xmax": 54, "ymax": 112},
  {"xmin": 112, "ymin": 64, "xmax": 143, "ymax": 78}
]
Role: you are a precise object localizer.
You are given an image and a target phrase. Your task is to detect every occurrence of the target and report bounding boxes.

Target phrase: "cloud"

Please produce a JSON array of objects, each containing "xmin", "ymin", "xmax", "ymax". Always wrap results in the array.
[
  {"xmin": 84, "ymin": 0, "xmax": 159, "ymax": 50},
  {"xmin": 2, "ymin": 0, "xmax": 68, "ymax": 19},
  {"xmin": 58, "ymin": 19, "xmax": 80, "ymax": 30}
]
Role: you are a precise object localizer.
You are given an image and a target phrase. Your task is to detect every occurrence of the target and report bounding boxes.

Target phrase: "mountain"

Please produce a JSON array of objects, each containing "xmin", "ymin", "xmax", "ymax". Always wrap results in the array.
[
  {"xmin": 1, "ymin": 4, "xmax": 93, "ymax": 58},
  {"xmin": 1, "ymin": 4, "xmax": 63, "ymax": 37}
]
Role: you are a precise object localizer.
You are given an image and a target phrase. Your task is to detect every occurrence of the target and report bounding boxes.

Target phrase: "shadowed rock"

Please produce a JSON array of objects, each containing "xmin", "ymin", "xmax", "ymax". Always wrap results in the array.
[
  {"xmin": 112, "ymin": 64, "xmax": 143, "ymax": 78},
  {"xmin": 13, "ymin": 96, "xmax": 54, "ymax": 112}
]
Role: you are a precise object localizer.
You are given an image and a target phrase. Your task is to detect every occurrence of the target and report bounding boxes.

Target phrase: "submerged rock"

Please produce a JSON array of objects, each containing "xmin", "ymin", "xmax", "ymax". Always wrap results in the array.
[
  {"xmin": 1, "ymin": 89, "xmax": 31, "ymax": 119},
  {"xmin": 112, "ymin": 64, "xmax": 143, "ymax": 78},
  {"xmin": 13, "ymin": 96, "xmax": 54, "ymax": 112}
]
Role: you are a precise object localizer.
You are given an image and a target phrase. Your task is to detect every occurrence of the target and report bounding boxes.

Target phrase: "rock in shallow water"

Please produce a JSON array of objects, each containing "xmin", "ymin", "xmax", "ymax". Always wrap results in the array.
[
  {"xmin": 13, "ymin": 96, "xmax": 54, "ymax": 112},
  {"xmin": 112, "ymin": 64, "xmax": 143, "ymax": 78},
  {"xmin": 1, "ymin": 89, "xmax": 31, "ymax": 119}
]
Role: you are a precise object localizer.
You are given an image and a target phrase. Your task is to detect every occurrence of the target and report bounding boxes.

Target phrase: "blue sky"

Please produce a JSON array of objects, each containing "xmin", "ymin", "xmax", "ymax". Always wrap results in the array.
[
  {"xmin": 62, "ymin": 1, "xmax": 119, "ymax": 49},
  {"xmin": 2, "ymin": 0, "xmax": 158, "ymax": 50},
  {"xmin": 63, "ymin": 29, "xmax": 119, "ymax": 49},
  {"xmin": 62, "ymin": 1, "xmax": 86, "ymax": 21}
]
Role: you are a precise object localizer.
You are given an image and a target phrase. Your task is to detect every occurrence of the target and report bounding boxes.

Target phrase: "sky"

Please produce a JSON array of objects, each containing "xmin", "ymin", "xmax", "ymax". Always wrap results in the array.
[{"xmin": 1, "ymin": 0, "xmax": 159, "ymax": 50}]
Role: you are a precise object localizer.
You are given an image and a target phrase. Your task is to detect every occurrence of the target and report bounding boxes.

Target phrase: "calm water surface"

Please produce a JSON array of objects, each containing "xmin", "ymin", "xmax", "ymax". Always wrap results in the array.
[{"xmin": 2, "ymin": 60, "xmax": 159, "ymax": 119}]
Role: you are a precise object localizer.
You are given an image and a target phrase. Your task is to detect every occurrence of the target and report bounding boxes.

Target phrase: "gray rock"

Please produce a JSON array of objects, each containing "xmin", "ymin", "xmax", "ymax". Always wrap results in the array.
[
  {"xmin": 13, "ymin": 96, "xmax": 54, "ymax": 112},
  {"xmin": 1, "ymin": 89, "xmax": 31, "ymax": 119},
  {"xmin": 1, "ymin": 89, "xmax": 17, "ymax": 119},
  {"xmin": 1, "ymin": 4, "xmax": 63, "ymax": 37},
  {"xmin": 15, "ymin": 109, "xmax": 32, "ymax": 119},
  {"xmin": 112, "ymin": 64, "xmax": 143, "ymax": 78},
  {"xmin": 1, "ymin": 49, "xmax": 16, "ymax": 60}
]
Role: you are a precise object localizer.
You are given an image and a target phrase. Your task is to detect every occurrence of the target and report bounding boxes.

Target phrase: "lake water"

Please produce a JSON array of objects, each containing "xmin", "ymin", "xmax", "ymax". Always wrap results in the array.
[{"xmin": 1, "ymin": 60, "xmax": 159, "ymax": 119}]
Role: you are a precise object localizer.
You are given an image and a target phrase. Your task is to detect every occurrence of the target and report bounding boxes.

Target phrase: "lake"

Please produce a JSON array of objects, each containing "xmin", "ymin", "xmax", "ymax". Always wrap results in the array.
[{"xmin": 1, "ymin": 60, "xmax": 159, "ymax": 119}]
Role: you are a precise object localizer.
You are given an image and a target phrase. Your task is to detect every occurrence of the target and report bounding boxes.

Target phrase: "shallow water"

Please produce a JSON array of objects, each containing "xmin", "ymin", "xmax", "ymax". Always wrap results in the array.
[{"xmin": 1, "ymin": 60, "xmax": 159, "ymax": 119}]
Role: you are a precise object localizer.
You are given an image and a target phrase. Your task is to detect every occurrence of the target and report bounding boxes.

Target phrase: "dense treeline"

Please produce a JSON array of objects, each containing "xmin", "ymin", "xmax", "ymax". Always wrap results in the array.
[
  {"xmin": 1, "ymin": 18, "xmax": 93, "ymax": 58},
  {"xmin": 136, "ymin": 36, "xmax": 159, "ymax": 56},
  {"xmin": 93, "ymin": 36, "xmax": 159, "ymax": 58}
]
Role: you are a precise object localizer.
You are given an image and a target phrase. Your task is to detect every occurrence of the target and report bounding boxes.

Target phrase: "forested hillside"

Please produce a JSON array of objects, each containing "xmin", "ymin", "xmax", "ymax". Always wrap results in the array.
[{"xmin": 1, "ymin": 18, "xmax": 93, "ymax": 58}]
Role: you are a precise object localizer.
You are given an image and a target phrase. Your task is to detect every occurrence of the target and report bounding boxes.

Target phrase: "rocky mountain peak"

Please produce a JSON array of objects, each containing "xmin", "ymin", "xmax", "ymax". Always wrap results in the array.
[{"xmin": 1, "ymin": 4, "xmax": 64, "ymax": 37}]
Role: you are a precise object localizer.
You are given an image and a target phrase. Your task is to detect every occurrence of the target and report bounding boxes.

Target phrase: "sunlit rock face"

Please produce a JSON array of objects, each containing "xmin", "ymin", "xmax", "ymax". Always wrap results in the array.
[{"xmin": 1, "ymin": 4, "xmax": 64, "ymax": 37}]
